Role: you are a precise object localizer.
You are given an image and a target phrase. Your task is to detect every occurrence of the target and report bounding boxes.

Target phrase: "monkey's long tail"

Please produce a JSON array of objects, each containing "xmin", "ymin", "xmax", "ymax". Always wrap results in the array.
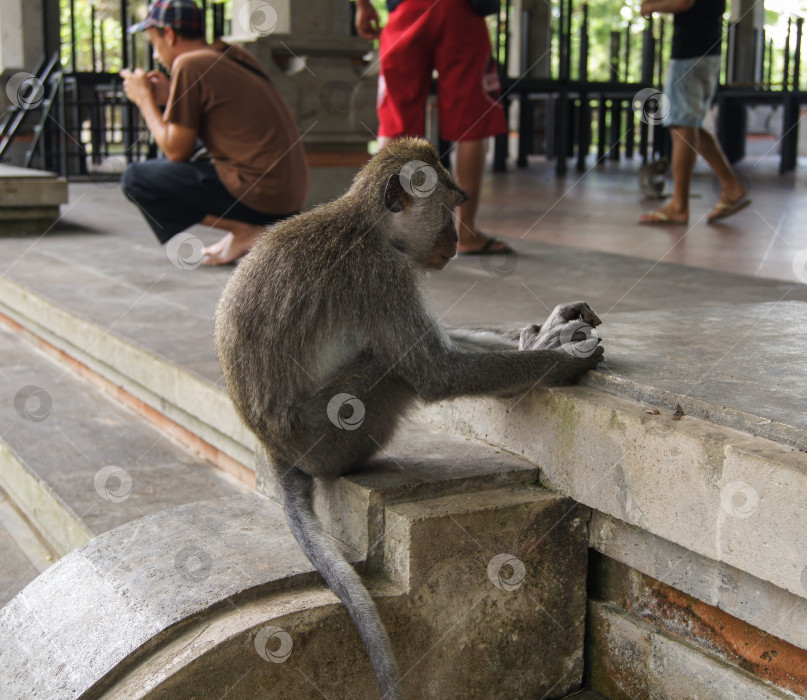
[{"xmin": 277, "ymin": 464, "xmax": 403, "ymax": 700}]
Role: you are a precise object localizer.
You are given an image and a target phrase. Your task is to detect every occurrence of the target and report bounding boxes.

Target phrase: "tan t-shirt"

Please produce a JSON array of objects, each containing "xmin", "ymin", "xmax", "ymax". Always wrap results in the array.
[{"xmin": 165, "ymin": 41, "xmax": 309, "ymax": 215}]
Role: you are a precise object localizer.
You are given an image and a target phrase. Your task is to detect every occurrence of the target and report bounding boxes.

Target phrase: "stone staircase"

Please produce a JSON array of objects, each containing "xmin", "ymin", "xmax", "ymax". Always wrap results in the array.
[{"xmin": 1, "ymin": 182, "xmax": 806, "ymax": 698}]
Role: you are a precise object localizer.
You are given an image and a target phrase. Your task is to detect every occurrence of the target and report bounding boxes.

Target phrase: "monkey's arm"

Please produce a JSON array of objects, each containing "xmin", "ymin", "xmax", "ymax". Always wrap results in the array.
[{"xmin": 445, "ymin": 327, "xmax": 521, "ymax": 352}]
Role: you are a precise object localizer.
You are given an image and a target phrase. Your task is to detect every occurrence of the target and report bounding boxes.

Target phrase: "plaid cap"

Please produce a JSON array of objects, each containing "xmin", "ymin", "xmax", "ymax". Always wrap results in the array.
[{"xmin": 127, "ymin": 0, "xmax": 205, "ymax": 35}]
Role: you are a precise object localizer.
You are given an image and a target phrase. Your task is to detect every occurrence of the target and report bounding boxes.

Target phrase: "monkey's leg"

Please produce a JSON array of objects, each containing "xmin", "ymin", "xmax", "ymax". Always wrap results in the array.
[{"xmin": 275, "ymin": 463, "xmax": 403, "ymax": 700}]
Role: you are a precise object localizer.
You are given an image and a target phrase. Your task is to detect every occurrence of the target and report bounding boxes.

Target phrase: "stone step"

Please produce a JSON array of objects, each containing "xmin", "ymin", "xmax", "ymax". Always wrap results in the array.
[
  {"xmin": 0, "ymin": 488, "xmax": 54, "ymax": 607},
  {"xmin": 0, "ymin": 323, "xmax": 249, "ymax": 556},
  {"xmin": 587, "ymin": 602, "xmax": 801, "ymax": 700}
]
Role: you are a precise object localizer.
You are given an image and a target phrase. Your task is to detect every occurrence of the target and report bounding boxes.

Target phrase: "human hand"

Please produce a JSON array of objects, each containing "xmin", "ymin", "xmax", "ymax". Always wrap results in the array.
[
  {"xmin": 355, "ymin": 0, "xmax": 381, "ymax": 39},
  {"xmin": 640, "ymin": 1, "xmax": 653, "ymax": 17},
  {"xmin": 120, "ymin": 67, "xmax": 153, "ymax": 107},
  {"xmin": 147, "ymin": 70, "xmax": 170, "ymax": 107}
]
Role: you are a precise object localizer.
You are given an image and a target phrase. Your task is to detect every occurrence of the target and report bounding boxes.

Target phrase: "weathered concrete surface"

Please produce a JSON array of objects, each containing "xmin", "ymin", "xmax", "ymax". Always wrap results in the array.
[
  {"xmin": 587, "ymin": 602, "xmax": 801, "ymax": 700},
  {"xmin": 590, "ymin": 554, "xmax": 807, "ymax": 698},
  {"xmin": 0, "ymin": 488, "xmax": 589, "ymax": 699},
  {"xmin": 590, "ymin": 511, "xmax": 807, "ymax": 651},
  {"xmin": 424, "ymin": 386, "xmax": 807, "ymax": 600},
  {"xmin": 0, "ymin": 323, "xmax": 248, "ymax": 555},
  {"xmin": 583, "ymin": 301, "xmax": 807, "ymax": 451}
]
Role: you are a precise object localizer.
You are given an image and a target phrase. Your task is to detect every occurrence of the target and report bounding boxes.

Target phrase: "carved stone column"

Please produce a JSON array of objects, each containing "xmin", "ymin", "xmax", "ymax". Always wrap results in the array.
[{"xmin": 227, "ymin": 0, "xmax": 379, "ymax": 206}]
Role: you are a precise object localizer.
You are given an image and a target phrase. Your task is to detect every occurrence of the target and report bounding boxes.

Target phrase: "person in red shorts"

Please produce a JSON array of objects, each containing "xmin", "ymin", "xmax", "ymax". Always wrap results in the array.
[{"xmin": 356, "ymin": 0, "xmax": 513, "ymax": 255}]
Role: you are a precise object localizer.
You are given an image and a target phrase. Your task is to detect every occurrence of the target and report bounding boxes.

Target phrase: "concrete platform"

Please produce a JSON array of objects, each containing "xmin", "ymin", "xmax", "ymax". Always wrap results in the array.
[
  {"xmin": 2, "ymin": 179, "xmax": 807, "ymax": 698},
  {"xmin": 0, "ymin": 164, "xmax": 68, "ymax": 234}
]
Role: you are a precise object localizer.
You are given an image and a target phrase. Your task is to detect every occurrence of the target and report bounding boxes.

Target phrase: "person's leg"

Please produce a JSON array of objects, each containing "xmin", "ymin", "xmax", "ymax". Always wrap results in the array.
[
  {"xmin": 453, "ymin": 140, "xmax": 509, "ymax": 253},
  {"xmin": 434, "ymin": 0, "xmax": 509, "ymax": 252},
  {"xmin": 695, "ymin": 128, "xmax": 747, "ymax": 205},
  {"xmin": 639, "ymin": 125, "xmax": 697, "ymax": 223}
]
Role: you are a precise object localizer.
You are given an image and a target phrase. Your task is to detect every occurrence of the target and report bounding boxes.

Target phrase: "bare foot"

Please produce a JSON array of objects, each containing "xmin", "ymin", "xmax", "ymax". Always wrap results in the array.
[
  {"xmin": 202, "ymin": 234, "xmax": 230, "ymax": 258},
  {"xmin": 202, "ymin": 227, "xmax": 263, "ymax": 266},
  {"xmin": 457, "ymin": 232, "xmax": 513, "ymax": 254}
]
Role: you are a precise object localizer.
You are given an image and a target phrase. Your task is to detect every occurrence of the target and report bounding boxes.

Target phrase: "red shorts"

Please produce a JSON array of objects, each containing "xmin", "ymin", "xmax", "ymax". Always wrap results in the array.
[{"xmin": 378, "ymin": 0, "xmax": 507, "ymax": 142}]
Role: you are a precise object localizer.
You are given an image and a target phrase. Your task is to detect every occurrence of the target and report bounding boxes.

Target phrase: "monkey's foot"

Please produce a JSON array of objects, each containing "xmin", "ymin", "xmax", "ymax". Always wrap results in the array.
[
  {"xmin": 202, "ymin": 229, "xmax": 262, "ymax": 266},
  {"xmin": 458, "ymin": 234, "xmax": 513, "ymax": 255}
]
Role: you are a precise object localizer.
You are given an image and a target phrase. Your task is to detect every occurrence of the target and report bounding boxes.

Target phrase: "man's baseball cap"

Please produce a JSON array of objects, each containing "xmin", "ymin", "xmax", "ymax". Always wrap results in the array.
[{"xmin": 127, "ymin": 0, "xmax": 205, "ymax": 35}]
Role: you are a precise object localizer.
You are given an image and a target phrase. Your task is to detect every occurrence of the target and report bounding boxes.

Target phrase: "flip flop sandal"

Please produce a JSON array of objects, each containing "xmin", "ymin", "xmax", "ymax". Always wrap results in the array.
[
  {"xmin": 707, "ymin": 198, "xmax": 751, "ymax": 223},
  {"xmin": 638, "ymin": 210, "xmax": 688, "ymax": 225},
  {"xmin": 460, "ymin": 237, "xmax": 514, "ymax": 255}
]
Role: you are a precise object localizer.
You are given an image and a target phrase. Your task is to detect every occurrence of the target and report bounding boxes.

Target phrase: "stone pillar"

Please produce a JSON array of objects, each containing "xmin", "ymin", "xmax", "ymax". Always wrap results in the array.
[
  {"xmin": 0, "ymin": 0, "xmax": 55, "ymax": 111},
  {"xmin": 227, "ymin": 0, "xmax": 378, "ymax": 206},
  {"xmin": 507, "ymin": 0, "xmax": 552, "ymax": 80},
  {"xmin": 726, "ymin": 0, "xmax": 765, "ymax": 85}
]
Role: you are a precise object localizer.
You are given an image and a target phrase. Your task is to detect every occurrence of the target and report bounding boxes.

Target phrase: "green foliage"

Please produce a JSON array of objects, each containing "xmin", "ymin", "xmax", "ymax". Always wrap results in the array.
[{"xmin": 60, "ymin": 0, "xmax": 124, "ymax": 73}]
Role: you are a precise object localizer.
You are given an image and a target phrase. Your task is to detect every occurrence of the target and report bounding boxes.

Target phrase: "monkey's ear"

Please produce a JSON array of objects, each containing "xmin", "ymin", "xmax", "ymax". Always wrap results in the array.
[{"xmin": 384, "ymin": 173, "xmax": 407, "ymax": 213}]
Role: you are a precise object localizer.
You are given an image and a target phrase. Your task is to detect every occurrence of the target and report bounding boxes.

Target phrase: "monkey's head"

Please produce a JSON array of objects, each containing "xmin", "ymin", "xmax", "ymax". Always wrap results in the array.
[{"xmin": 349, "ymin": 138, "xmax": 467, "ymax": 271}]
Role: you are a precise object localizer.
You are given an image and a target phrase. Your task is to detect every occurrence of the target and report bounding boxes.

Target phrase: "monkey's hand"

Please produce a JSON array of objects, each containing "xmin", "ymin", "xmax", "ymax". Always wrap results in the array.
[
  {"xmin": 519, "ymin": 301, "xmax": 601, "ymax": 352},
  {"xmin": 540, "ymin": 343, "xmax": 605, "ymax": 385}
]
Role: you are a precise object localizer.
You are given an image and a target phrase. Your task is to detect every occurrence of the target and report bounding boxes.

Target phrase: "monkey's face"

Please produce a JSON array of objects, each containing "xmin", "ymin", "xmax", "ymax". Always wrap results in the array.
[{"xmin": 417, "ymin": 211, "xmax": 460, "ymax": 270}]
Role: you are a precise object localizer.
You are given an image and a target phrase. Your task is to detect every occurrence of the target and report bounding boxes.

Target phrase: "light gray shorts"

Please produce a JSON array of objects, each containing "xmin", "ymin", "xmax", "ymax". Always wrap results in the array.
[{"xmin": 663, "ymin": 55, "xmax": 721, "ymax": 128}]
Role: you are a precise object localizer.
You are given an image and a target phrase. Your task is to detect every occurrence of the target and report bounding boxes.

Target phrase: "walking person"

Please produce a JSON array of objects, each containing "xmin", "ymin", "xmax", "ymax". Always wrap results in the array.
[{"xmin": 639, "ymin": 0, "xmax": 749, "ymax": 225}]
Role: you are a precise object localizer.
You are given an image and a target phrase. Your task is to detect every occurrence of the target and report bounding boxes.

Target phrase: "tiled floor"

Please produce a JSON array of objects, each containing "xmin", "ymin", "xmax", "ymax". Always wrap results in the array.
[{"xmin": 476, "ymin": 142, "xmax": 806, "ymax": 284}]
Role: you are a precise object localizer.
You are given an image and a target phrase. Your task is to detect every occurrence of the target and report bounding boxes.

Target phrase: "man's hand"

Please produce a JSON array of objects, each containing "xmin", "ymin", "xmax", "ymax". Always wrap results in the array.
[
  {"xmin": 120, "ymin": 68, "xmax": 154, "ymax": 108},
  {"xmin": 355, "ymin": 0, "xmax": 381, "ymax": 39},
  {"xmin": 148, "ymin": 70, "xmax": 171, "ymax": 108},
  {"xmin": 640, "ymin": 1, "xmax": 653, "ymax": 16}
]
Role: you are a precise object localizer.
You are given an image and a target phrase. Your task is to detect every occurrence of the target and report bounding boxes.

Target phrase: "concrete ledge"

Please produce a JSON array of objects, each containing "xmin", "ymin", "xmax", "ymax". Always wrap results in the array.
[
  {"xmin": 423, "ymin": 386, "xmax": 807, "ymax": 599},
  {"xmin": 0, "ymin": 164, "xmax": 67, "ymax": 235}
]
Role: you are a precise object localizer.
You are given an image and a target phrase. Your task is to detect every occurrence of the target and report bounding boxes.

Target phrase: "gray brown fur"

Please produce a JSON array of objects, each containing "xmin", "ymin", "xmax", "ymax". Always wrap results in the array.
[{"xmin": 214, "ymin": 138, "xmax": 604, "ymax": 699}]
